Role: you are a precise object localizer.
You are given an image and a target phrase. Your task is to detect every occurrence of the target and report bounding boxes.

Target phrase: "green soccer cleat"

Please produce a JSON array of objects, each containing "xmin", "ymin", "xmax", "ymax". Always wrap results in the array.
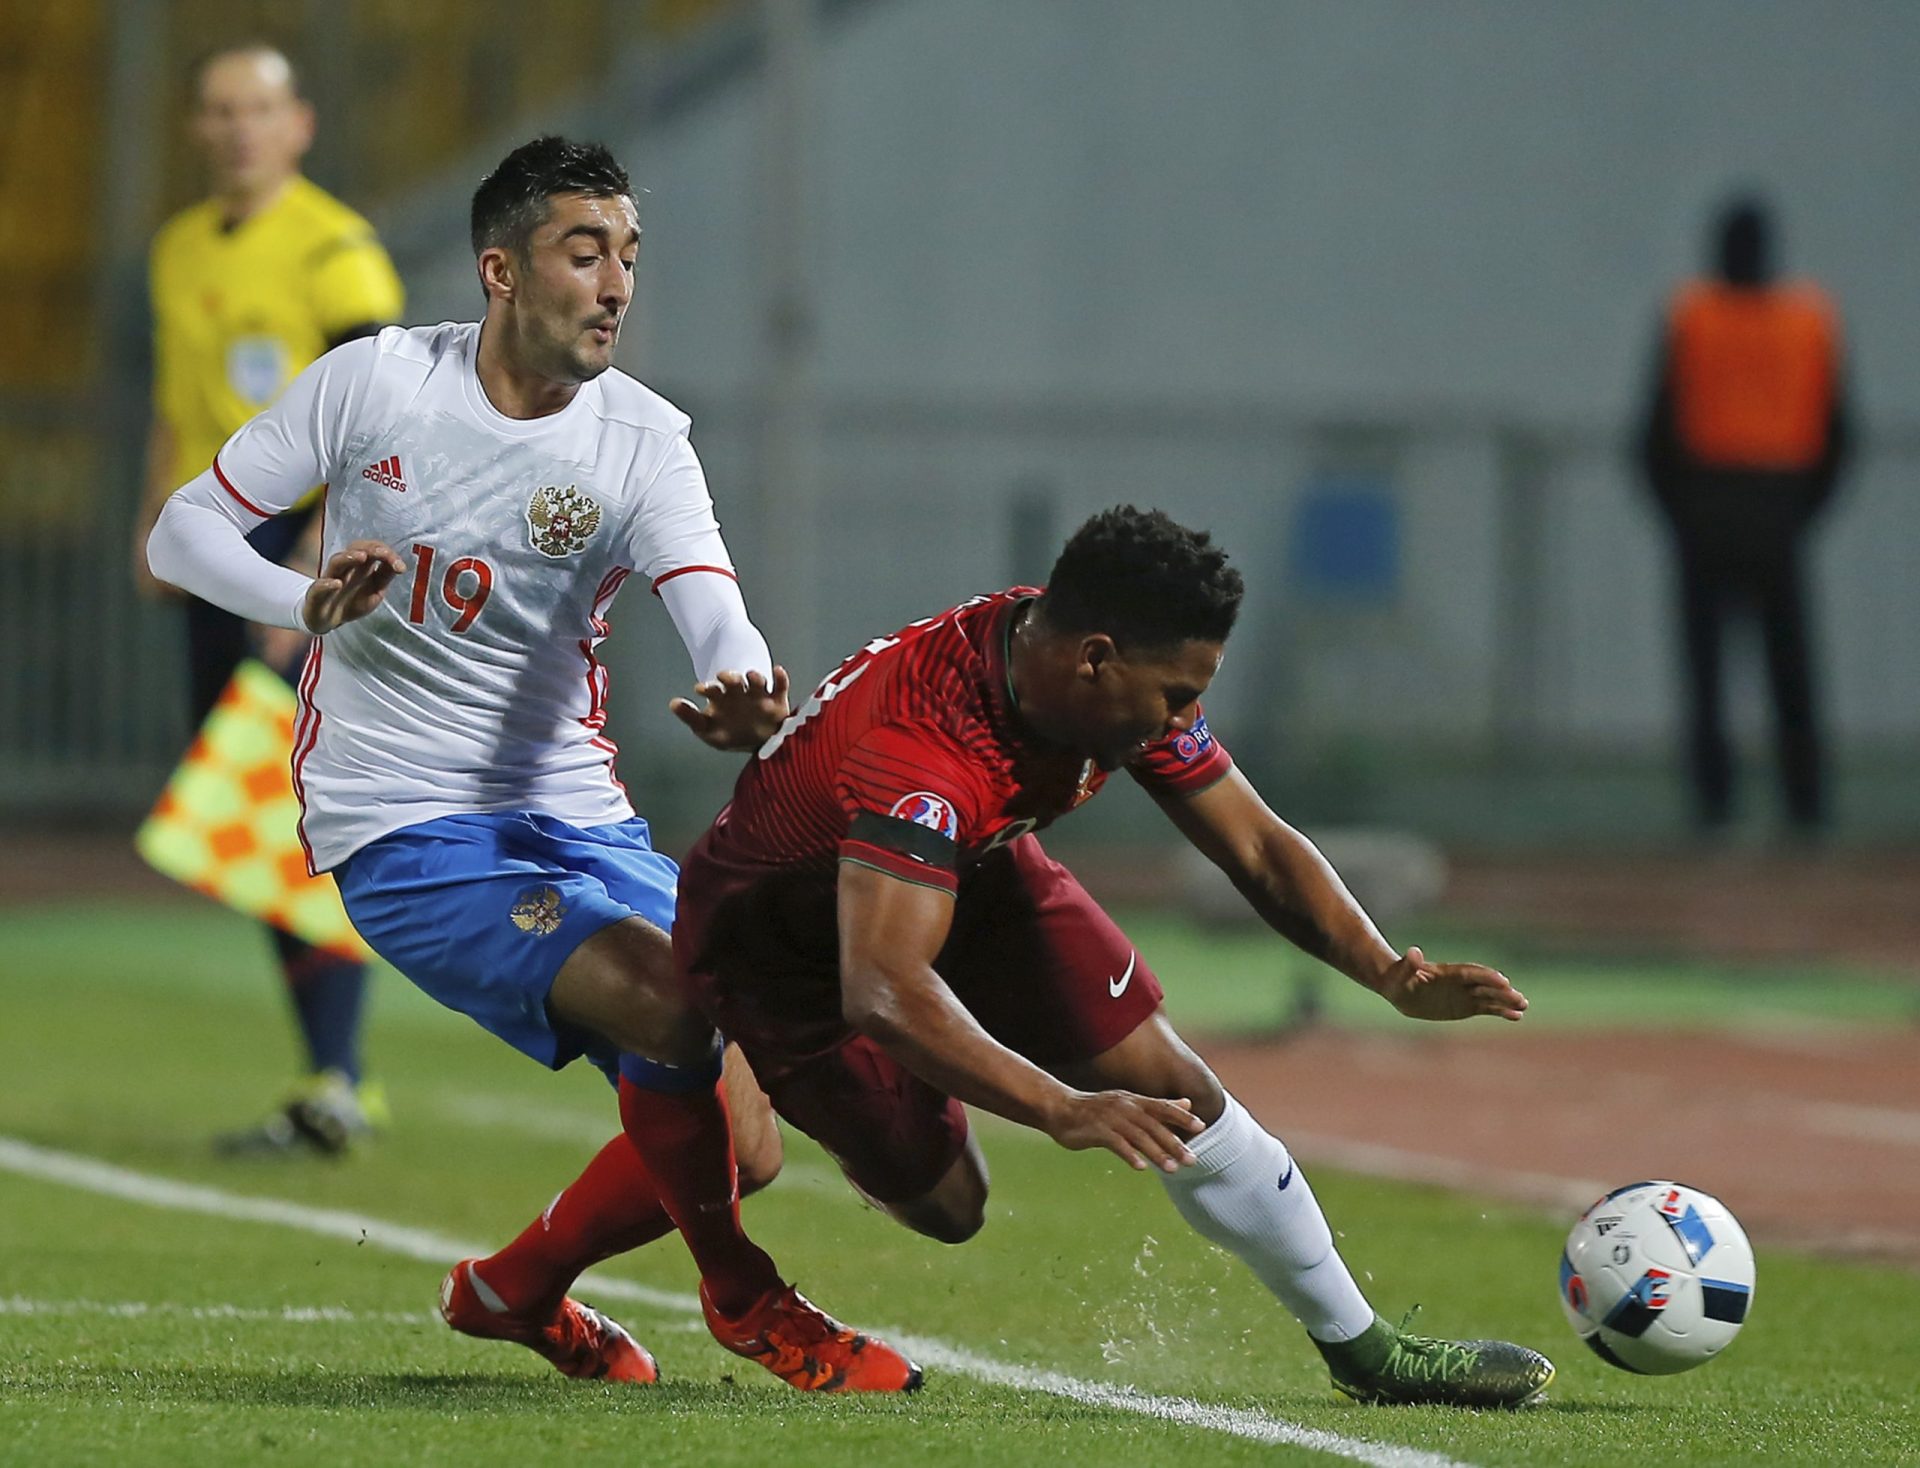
[
  {"xmin": 1316, "ymin": 1308, "xmax": 1554, "ymax": 1408},
  {"xmin": 214, "ymin": 1070, "xmax": 388, "ymax": 1157}
]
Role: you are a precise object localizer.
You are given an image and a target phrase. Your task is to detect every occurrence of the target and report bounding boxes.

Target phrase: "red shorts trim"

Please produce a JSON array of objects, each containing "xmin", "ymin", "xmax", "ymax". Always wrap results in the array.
[{"xmin": 674, "ymin": 832, "xmax": 1163, "ymax": 1200}]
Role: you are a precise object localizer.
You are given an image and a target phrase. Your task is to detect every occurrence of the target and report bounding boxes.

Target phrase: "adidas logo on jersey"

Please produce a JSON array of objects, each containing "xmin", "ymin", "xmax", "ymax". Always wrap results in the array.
[{"xmin": 362, "ymin": 455, "xmax": 408, "ymax": 492}]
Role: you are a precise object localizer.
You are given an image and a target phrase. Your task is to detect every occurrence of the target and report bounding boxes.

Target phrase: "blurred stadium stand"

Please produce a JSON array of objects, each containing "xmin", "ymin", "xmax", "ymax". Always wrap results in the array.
[{"xmin": 4, "ymin": 1, "xmax": 1918, "ymax": 850}]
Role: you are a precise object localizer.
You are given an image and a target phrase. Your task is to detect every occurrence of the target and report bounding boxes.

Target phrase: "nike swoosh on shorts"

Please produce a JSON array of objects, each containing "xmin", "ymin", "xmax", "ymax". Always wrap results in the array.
[{"xmin": 1108, "ymin": 952, "xmax": 1137, "ymax": 998}]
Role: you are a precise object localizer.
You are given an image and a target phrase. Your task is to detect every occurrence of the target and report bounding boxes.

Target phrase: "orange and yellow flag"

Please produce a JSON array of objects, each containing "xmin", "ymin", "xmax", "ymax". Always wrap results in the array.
[{"xmin": 135, "ymin": 659, "xmax": 371, "ymax": 960}]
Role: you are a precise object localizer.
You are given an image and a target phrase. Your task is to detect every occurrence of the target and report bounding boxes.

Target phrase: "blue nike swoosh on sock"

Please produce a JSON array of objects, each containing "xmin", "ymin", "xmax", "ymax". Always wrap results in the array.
[{"xmin": 1277, "ymin": 1163, "xmax": 1295, "ymax": 1190}]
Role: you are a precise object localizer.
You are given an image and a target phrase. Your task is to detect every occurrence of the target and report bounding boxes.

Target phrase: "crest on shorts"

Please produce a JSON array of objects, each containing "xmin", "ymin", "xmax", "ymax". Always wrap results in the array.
[
  {"xmin": 888, "ymin": 791, "xmax": 960, "ymax": 841},
  {"xmin": 509, "ymin": 884, "xmax": 567, "ymax": 936},
  {"xmin": 526, "ymin": 484, "xmax": 603, "ymax": 558}
]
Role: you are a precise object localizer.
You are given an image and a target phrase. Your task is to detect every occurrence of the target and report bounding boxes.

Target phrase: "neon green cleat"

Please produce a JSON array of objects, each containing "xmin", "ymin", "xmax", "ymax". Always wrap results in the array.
[
  {"xmin": 352, "ymin": 1077, "xmax": 392, "ymax": 1131},
  {"xmin": 214, "ymin": 1069, "xmax": 388, "ymax": 1157},
  {"xmin": 1316, "ymin": 1308, "xmax": 1554, "ymax": 1408}
]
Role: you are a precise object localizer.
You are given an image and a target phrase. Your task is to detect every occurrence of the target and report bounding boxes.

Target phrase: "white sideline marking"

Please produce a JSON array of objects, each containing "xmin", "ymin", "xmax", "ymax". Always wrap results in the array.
[
  {"xmin": 0, "ymin": 1296, "xmax": 714, "ymax": 1333},
  {"xmin": 0, "ymin": 1295, "xmax": 433, "ymax": 1326},
  {"xmin": 885, "ymin": 1334, "xmax": 1479, "ymax": 1465},
  {"xmin": 0, "ymin": 1135, "xmax": 695, "ymax": 1315},
  {"xmin": 0, "ymin": 1135, "xmax": 1475, "ymax": 1468}
]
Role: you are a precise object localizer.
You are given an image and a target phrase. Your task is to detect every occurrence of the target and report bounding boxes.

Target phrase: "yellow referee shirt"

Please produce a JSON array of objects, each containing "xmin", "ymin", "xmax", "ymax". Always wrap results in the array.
[{"xmin": 150, "ymin": 175, "xmax": 404, "ymax": 489}]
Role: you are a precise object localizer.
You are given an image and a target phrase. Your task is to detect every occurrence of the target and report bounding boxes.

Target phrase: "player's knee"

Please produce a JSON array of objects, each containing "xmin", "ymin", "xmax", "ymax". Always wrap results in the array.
[
  {"xmin": 604, "ymin": 981, "xmax": 713, "ymax": 1067},
  {"xmin": 734, "ymin": 1122, "xmax": 784, "ymax": 1196},
  {"xmin": 603, "ymin": 1014, "xmax": 713, "ymax": 1069},
  {"xmin": 890, "ymin": 1144, "xmax": 989, "ymax": 1243},
  {"xmin": 895, "ymin": 1196, "xmax": 985, "ymax": 1245},
  {"xmin": 554, "ymin": 918, "xmax": 713, "ymax": 1065},
  {"xmin": 1183, "ymin": 1065, "xmax": 1228, "ymax": 1127},
  {"xmin": 933, "ymin": 1196, "xmax": 986, "ymax": 1244},
  {"xmin": 1136, "ymin": 1018, "xmax": 1229, "ymax": 1125}
]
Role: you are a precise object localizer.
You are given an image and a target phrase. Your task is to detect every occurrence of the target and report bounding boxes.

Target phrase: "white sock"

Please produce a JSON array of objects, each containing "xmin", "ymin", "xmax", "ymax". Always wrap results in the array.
[{"xmin": 1159, "ymin": 1093, "xmax": 1376, "ymax": 1343}]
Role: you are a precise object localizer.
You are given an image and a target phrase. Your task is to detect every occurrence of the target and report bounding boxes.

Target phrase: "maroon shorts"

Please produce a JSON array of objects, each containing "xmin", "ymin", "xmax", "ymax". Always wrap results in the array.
[{"xmin": 674, "ymin": 832, "xmax": 1164, "ymax": 1203}]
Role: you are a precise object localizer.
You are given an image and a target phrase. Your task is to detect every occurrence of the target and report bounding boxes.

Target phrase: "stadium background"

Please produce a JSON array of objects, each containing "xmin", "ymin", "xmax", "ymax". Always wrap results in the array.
[
  {"xmin": 7, "ymin": 0, "xmax": 1920, "ymax": 835},
  {"xmin": 1, "ymin": 4, "xmax": 1917, "ymax": 1464}
]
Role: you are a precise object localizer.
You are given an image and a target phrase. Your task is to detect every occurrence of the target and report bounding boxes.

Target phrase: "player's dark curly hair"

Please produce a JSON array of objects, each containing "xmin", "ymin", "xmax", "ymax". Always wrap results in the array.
[
  {"xmin": 470, "ymin": 136, "xmax": 635, "ymax": 258},
  {"xmin": 1039, "ymin": 506, "xmax": 1243, "ymax": 651}
]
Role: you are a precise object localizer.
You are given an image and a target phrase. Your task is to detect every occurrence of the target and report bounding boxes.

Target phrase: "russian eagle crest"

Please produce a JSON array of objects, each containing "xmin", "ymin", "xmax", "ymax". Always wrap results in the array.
[{"xmin": 526, "ymin": 485, "xmax": 603, "ymax": 558}]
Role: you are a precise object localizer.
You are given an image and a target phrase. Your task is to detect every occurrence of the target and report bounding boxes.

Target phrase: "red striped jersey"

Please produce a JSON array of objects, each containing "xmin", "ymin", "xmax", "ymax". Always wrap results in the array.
[{"xmin": 708, "ymin": 589, "xmax": 1232, "ymax": 892}]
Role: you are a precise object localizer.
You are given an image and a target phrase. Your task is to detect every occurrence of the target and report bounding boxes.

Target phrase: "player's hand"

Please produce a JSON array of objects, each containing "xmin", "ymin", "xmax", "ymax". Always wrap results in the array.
[
  {"xmin": 1042, "ymin": 1088, "xmax": 1205, "ymax": 1173},
  {"xmin": 1376, "ymin": 946, "xmax": 1528, "ymax": 1022},
  {"xmin": 670, "ymin": 666, "xmax": 792, "ymax": 752},
  {"xmin": 302, "ymin": 540, "xmax": 405, "ymax": 634}
]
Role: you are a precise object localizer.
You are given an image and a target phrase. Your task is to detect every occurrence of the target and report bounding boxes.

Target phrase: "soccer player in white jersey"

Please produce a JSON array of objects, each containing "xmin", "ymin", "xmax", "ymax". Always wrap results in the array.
[{"xmin": 148, "ymin": 137, "xmax": 920, "ymax": 1393}]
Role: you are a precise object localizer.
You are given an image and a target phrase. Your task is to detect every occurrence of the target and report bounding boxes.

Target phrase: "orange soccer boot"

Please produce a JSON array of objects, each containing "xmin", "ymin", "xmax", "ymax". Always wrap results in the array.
[
  {"xmin": 700, "ymin": 1280, "xmax": 922, "ymax": 1393},
  {"xmin": 440, "ymin": 1259, "xmax": 659, "ymax": 1384}
]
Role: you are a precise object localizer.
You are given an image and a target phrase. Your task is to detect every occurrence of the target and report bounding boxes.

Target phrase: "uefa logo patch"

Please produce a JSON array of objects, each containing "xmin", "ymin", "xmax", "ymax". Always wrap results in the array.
[
  {"xmin": 1172, "ymin": 714, "xmax": 1214, "ymax": 764},
  {"xmin": 889, "ymin": 791, "xmax": 960, "ymax": 841}
]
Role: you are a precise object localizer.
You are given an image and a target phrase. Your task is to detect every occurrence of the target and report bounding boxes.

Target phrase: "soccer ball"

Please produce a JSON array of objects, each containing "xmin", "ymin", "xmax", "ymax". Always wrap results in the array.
[{"xmin": 1558, "ymin": 1180, "xmax": 1755, "ymax": 1375}]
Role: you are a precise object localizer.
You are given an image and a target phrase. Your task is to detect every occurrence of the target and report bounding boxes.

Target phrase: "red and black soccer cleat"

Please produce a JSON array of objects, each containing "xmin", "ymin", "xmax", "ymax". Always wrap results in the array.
[
  {"xmin": 700, "ymin": 1280, "xmax": 922, "ymax": 1393},
  {"xmin": 440, "ymin": 1259, "xmax": 659, "ymax": 1384}
]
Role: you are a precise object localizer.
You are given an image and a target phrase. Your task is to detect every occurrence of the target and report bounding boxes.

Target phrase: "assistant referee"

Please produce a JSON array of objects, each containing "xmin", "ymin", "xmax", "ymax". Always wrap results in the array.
[{"xmin": 133, "ymin": 42, "xmax": 403, "ymax": 1153}]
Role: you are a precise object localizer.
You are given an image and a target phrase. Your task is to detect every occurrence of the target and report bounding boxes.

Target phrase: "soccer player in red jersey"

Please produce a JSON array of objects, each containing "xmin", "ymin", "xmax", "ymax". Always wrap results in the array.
[{"xmin": 665, "ymin": 505, "xmax": 1556, "ymax": 1406}]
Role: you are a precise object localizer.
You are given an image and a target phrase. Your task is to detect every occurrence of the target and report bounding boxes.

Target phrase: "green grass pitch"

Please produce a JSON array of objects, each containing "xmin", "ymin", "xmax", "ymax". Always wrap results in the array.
[{"xmin": 1, "ymin": 899, "xmax": 1915, "ymax": 1466}]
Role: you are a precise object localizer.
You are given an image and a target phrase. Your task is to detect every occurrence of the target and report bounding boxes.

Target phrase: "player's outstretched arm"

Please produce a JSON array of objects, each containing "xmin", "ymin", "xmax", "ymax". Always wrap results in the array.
[
  {"xmin": 302, "ymin": 541, "xmax": 406, "ymax": 634},
  {"xmin": 669, "ymin": 666, "xmax": 791, "ymax": 752},
  {"xmin": 148, "ymin": 488, "xmax": 317, "ymax": 631},
  {"xmin": 1370, "ymin": 946, "xmax": 1526, "ymax": 1022},
  {"xmin": 147, "ymin": 346, "xmax": 381, "ymax": 629},
  {"xmin": 1152, "ymin": 768, "xmax": 1527, "ymax": 1023},
  {"xmin": 838, "ymin": 861, "xmax": 1202, "ymax": 1171},
  {"xmin": 658, "ymin": 569, "xmax": 788, "ymax": 749}
]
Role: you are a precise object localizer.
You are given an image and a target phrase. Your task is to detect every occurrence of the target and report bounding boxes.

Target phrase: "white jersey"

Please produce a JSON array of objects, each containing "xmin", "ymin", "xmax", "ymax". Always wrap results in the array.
[{"xmin": 180, "ymin": 322, "xmax": 755, "ymax": 872}]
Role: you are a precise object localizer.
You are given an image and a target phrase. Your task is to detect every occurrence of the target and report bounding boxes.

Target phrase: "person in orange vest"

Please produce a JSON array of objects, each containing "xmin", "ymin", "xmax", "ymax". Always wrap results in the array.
[{"xmin": 1638, "ymin": 195, "xmax": 1850, "ymax": 835}]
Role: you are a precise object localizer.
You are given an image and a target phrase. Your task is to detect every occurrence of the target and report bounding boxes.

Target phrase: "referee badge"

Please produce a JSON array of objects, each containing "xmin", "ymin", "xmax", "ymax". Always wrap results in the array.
[{"xmin": 226, "ymin": 336, "xmax": 288, "ymax": 405}]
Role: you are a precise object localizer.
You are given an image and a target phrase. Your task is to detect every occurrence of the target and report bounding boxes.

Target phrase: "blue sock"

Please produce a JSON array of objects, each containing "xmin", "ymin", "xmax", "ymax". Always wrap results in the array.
[{"xmin": 268, "ymin": 926, "xmax": 369, "ymax": 1083}]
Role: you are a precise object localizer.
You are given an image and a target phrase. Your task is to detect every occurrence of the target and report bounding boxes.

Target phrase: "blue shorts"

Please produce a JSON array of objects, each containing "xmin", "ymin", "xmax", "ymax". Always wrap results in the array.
[{"xmin": 336, "ymin": 811, "xmax": 679, "ymax": 1082}]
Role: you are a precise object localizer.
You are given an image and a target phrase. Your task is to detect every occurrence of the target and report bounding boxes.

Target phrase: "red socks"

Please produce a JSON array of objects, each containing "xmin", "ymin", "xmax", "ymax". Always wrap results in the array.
[
  {"xmin": 472, "ymin": 1133, "xmax": 674, "ymax": 1319},
  {"xmin": 617, "ymin": 1076, "xmax": 781, "ymax": 1317},
  {"xmin": 470, "ymin": 1078, "xmax": 782, "ymax": 1322}
]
